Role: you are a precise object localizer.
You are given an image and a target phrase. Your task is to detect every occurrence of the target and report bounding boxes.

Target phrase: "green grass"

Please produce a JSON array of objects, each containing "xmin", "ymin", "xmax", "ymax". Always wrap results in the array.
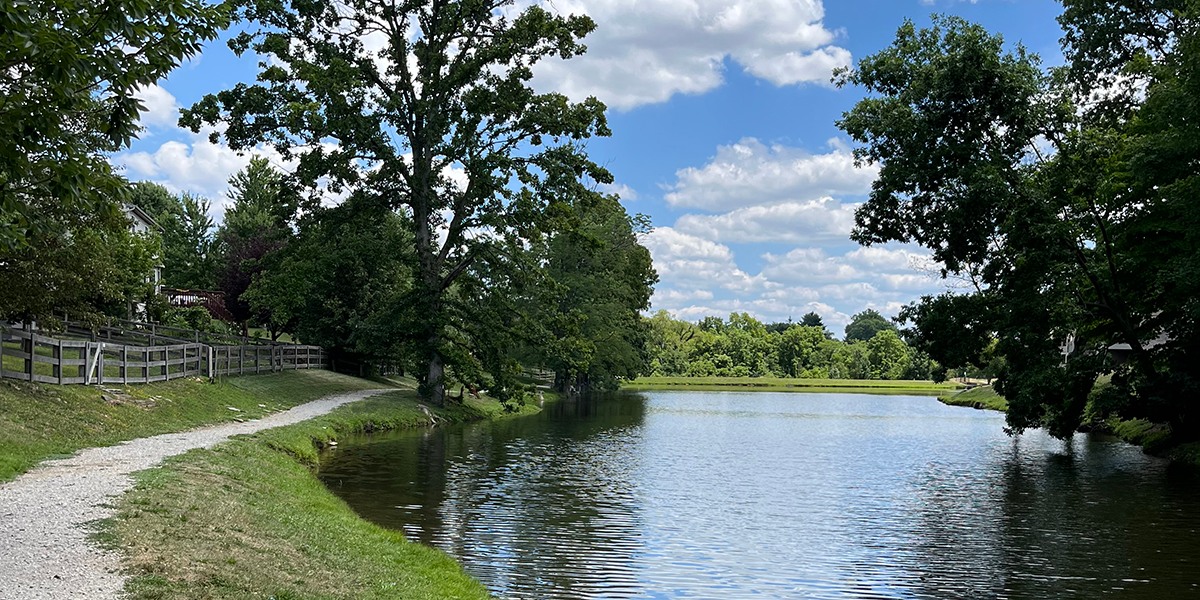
[
  {"xmin": 939, "ymin": 385, "xmax": 1008, "ymax": 412},
  {"xmin": 0, "ymin": 369, "xmax": 389, "ymax": 481},
  {"xmin": 248, "ymin": 327, "xmax": 296, "ymax": 343},
  {"xmin": 102, "ymin": 387, "xmax": 524, "ymax": 600},
  {"xmin": 624, "ymin": 376, "xmax": 962, "ymax": 395}
]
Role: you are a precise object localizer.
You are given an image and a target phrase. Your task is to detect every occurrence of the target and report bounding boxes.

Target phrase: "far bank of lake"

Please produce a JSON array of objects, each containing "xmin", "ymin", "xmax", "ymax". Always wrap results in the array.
[{"xmin": 623, "ymin": 375, "xmax": 963, "ymax": 395}]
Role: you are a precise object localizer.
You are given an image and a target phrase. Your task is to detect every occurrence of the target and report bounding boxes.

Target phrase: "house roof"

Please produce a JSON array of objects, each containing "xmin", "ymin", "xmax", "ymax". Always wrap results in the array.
[{"xmin": 122, "ymin": 203, "xmax": 161, "ymax": 231}]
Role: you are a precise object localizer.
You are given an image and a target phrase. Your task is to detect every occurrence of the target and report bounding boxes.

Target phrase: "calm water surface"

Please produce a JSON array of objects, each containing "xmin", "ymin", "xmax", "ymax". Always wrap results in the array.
[{"xmin": 318, "ymin": 391, "xmax": 1200, "ymax": 599}]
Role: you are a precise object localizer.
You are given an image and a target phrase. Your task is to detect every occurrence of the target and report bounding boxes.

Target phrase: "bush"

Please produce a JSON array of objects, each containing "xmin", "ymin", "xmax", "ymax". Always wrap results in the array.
[{"xmin": 163, "ymin": 306, "xmax": 230, "ymax": 334}]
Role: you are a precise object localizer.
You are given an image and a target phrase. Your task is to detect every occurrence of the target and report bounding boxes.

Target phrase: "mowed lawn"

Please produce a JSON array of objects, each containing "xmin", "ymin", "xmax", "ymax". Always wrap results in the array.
[{"xmin": 0, "ymin": 370, "xmax": 389, "ymax": 481}]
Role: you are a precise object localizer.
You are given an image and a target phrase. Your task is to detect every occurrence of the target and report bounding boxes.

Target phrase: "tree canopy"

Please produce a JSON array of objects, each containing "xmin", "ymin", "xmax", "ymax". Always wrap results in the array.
[
  {"xmin": 645, "ymin": 311, "xmax": 934, "ymax": 381},
  {"xmin": 0, "ymin": 0, "xmax": 224, "ymax": 251},
  {"xmin": 836, "ymin": 9, "xmax": 1200, "ymax": 438},
  {"xmin": 844, "ymin": 309, "xmax": 896, "ymax": 343},
  {"xmin": 183, "ymin": 0, "xmax": 612, "ymax": 404}
]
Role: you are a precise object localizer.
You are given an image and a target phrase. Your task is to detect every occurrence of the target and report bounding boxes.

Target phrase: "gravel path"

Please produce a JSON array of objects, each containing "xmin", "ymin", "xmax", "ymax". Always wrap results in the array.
[{"xmin": 0, "ymin": 388, "xmax": 391, "ymax": 600}]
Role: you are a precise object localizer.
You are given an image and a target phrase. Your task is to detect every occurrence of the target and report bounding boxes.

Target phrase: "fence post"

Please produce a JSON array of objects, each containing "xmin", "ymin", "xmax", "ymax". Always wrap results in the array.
[
  {"xmin": 21, "ymin": 334, "xmax": 33, "ymax": 382},
  {"xmin": 54, "ymin": 339, "xmax": 63, "ymax": 384},
  {"xmin": 121, "ymin": 345, "xmax": 128, "ymax": 384},
  {"xmin": 207, "ymin": 346, "xmax": 214, "ymax": 379},
  {"xmin": 97, "ymin": 342, "xmax": 104, "ymax": 385}
]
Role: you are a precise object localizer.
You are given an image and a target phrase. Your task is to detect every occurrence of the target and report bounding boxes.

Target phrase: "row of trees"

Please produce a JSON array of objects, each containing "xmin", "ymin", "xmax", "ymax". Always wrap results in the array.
[
  {"xmin": 836, "ymin": 2, "xmax": 1200, "ymax": 438},
  {"xmin": 645, "ymin": 310, "xmax": 937, "ymax": 381},
  {"xmin": 1, "ymin": 0, "xmax": 658, "ymax": 407}
]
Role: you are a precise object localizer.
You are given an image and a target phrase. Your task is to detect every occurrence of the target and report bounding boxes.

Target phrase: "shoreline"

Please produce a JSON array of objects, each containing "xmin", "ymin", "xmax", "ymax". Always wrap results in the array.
[
  {"xmin": 624, "ymin": 376, "xmax": 962, "ymax": 396},
  {"xmin": 101, "ymin": 378, "xmax": 547, "ymax": 600},
  {"xmin": 939, "ymin": 385, "xmax": 1200, "ymax": 467}
]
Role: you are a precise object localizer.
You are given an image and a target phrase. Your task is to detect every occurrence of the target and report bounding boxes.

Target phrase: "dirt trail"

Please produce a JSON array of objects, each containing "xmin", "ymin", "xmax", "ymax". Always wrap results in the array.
[{"xmin": 0, "ymin": 388, "xmax": 390, "ymax": 600}]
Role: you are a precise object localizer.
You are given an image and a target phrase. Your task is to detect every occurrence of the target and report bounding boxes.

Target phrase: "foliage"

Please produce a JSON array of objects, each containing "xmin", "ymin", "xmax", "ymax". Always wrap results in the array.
[
  {"xmin": 182, "ymin": 0, "xmax": 611, "ymax": 405},
  {"xmin": 844, "ymin": 309, "xmax": 896, "ymax": 343},
  {"xmin": 128, "ymin": 182, "xmax": 218, "ymax": 290},
  {"xmin": 0, "ymin": 209, "xmax": 159, "ymax": 326},
  {"xmin": 128, "ymin": 182, "xmax": 178, "ymax": 221},
  {"xmin": 0, "ymin": 0, "xmax": 225, "ymax": 250},
  {"xmin": 524, "ymin": 192, "xmax": 657, "ymax": 391},
  {"xmin": 644, "ymin": 312, "xmax": 935, "ymax": 381},
  {"xmin": 215, "ymin": 159, "xmax": 292, "ymax": 334},
  {"xmin": 246, "ymin": 196, "xmax": 414, "ymax": 368},
  {"xmin": 836, "ymin": 10, "xmax": 1200, "ymax": 438},
  {"xmin": 161, "ymin": 305, "xmax": 229, "ymax": 334}
]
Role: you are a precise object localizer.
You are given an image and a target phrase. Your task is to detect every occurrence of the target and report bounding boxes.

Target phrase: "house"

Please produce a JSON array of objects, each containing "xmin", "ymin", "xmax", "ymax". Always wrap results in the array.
[{"xmin": 121, "ymin": 203, "xmax": 164, "ymax": 295}]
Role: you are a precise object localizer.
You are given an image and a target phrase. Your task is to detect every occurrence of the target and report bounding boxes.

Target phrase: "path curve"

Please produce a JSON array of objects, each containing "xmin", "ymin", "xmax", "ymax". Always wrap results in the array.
[{"xmin": 0, "ymin": 388, "xmax": 391, "ymax": 600}]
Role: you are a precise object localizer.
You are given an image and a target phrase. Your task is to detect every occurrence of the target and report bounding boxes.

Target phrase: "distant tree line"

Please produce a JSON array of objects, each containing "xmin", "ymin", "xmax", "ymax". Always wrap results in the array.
[{"xmin": 645, "ymin": 309, "xmax": 937, "ymax": 381}]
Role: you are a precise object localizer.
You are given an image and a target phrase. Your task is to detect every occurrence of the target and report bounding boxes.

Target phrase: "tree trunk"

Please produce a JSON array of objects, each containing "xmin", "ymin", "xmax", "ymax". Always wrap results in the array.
[{"xmin": 427, "ymin": 348, "xmax": 446, "ymax": 407}]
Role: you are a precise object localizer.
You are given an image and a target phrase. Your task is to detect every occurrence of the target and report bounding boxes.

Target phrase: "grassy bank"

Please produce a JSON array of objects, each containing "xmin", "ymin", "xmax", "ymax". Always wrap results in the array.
[
  {"xmin": 938, "ymin": 385, "xmax": 1200, "ymax": 467},
  {"xmin": 0, "ymin": 369, "xmax": 388, "ymax": 482},
  {"xmin": 938, "ymin": 385, "xmax": 1008, "ymax": 412},
  {"xmin": 625, "ymin": 376, "xmax": 962, "ymax": 395},
  {"xmin": 101, "ymin": 381, "xmax": 537, "ymax": 600}
]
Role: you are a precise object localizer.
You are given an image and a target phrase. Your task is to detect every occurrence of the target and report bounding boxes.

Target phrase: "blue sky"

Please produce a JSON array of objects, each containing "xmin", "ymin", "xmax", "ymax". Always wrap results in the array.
[{"xmin": 115, "ymin": 0, "xmax": 1067, "ymax": 336}]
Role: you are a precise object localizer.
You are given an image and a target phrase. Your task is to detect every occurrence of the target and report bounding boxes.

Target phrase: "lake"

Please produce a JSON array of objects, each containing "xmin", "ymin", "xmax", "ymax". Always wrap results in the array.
[{"xmin": 318, "ymin": 391, "xmax": 1200, "ymax": 599}]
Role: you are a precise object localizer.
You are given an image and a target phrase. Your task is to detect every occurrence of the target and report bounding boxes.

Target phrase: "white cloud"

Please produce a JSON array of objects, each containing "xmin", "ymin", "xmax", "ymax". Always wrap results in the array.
[
  {"xmin": 673, "ymin": 197, "xmax": 856, "ymax": 243},
  {"xmin": 112, "ymin": 134, "xmax": 291, "ymax": 218},
  {"xmin": 134, "ymin": 84, "xmax": 182, "ymax": 129},
  {"xmin": 599, "ymin": 182, "xmax": 639, "ymax": 200},
  {"xmin": 647, "ymin": 240, "xmax": 947, "ymax": 333},
  {"xmin": 760, "ymin": 246, "xmax": 934, "ymax": 285},
  {"xmin": 664, "ymin": 138, "xmax": 877, "ymax": 211},
  {"xmin": 530, "ymin": 0, "xmax": 851, "ymax": 110},
  {"xmin": 640, "ymin": 227, "xmax": 773, "ymax": 293},
  {"xmin": 651, "ymin": 288, "xmax": 715, "ymax": 305}
]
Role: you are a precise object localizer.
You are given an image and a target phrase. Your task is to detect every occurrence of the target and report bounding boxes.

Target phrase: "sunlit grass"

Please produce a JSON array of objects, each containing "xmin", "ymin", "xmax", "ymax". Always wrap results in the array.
[
  {"xmin": 103, "ymin": 387, "xmax": 521, "ymax": 600},
  {"xmin": 0, "ymin": 370, "xmax": 389, "ymax": 481}
]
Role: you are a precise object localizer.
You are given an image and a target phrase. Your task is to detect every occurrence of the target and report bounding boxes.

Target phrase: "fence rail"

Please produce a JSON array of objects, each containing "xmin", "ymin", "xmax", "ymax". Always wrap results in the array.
[{"xmin": 1, "ymin": 326, "xmax": 327, "ymax": 386}]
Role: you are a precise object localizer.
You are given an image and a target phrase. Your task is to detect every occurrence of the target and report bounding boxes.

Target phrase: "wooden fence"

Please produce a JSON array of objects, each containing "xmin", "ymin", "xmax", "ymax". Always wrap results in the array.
[
  {"xmin": 1, "ymin": 326, "xmax": 327, "ymax": 386},
  {"xmin": 211, "ymin": 344, "xmax": 326, "ymax": 376}
]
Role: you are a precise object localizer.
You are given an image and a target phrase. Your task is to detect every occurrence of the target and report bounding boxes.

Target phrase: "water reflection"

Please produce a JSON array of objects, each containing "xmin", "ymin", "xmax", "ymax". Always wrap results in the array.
[{"xmin": 319, "ymin": 391, "xmax": 1200, "ymax": 599}]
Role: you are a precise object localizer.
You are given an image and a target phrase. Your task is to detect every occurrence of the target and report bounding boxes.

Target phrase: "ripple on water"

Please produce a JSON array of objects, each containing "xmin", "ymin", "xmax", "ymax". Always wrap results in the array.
[{"xmin": 319, "ymin": 391, "xmax": 1200, "ymax": 600}]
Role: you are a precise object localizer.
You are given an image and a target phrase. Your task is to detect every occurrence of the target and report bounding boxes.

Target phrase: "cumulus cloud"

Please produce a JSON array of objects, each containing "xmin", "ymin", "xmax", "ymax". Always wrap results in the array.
[
  {"xmin": 530, "ymin": 0, "xmax": 851, "ymax": 109},
  {"xmin": 599, "ymin": 182, "xmax": 639, "ymax": 201},
  {"xmin": 134, "ymin": 84, "xmax": 182, "ymax": 129},
  {"xmin": 673, "ymin": 197, "xmax": 856, "ymax": 243},
  {"xmin": 640, "ymin": 227, "xmax": 773, "ymax": 293},
  {"xmin": 648, "ymin": 242, "xmax": 948, "ymax": 332},
  {"xmin": 112, "ymin": 134, "xmax": 291, "ymax": 217},
  {"xmin": 664, "ymin": 138, "xmax": 877, "ymax": 211},
  {"xmin": 760, "ymin": 246, "xmax": 935, "ymax": 285}
]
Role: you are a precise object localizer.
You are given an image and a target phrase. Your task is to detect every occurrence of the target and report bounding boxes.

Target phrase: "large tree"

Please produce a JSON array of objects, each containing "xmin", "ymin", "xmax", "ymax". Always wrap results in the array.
[
  {"xmin": 531, "ymin": 192, "xmax": 657, "ymax": 392},
  {"xmin": 130, "ymin": 182, "xmax": 218, "ymax": 290},
  {"xmin": 0, "ymin": 0, "xmax": 224, "ymax": 251},
  {"xmin": 183, "ymin": 0, "xmax": 611, "ymax": 404},
  {"xmin": 246, "ymin": 195, "xmax": 414, "ymax": 364},
  {"xmin": 836, "ymin": 12, "xmax": 1200, "ymax": 438},
  {"xmin": 844, "ymin": 309, "xmax": 896, "ymax": 343},
  {"xmin": 216, "ymin": 159, "xmax": 293, "ymax": 336}
]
